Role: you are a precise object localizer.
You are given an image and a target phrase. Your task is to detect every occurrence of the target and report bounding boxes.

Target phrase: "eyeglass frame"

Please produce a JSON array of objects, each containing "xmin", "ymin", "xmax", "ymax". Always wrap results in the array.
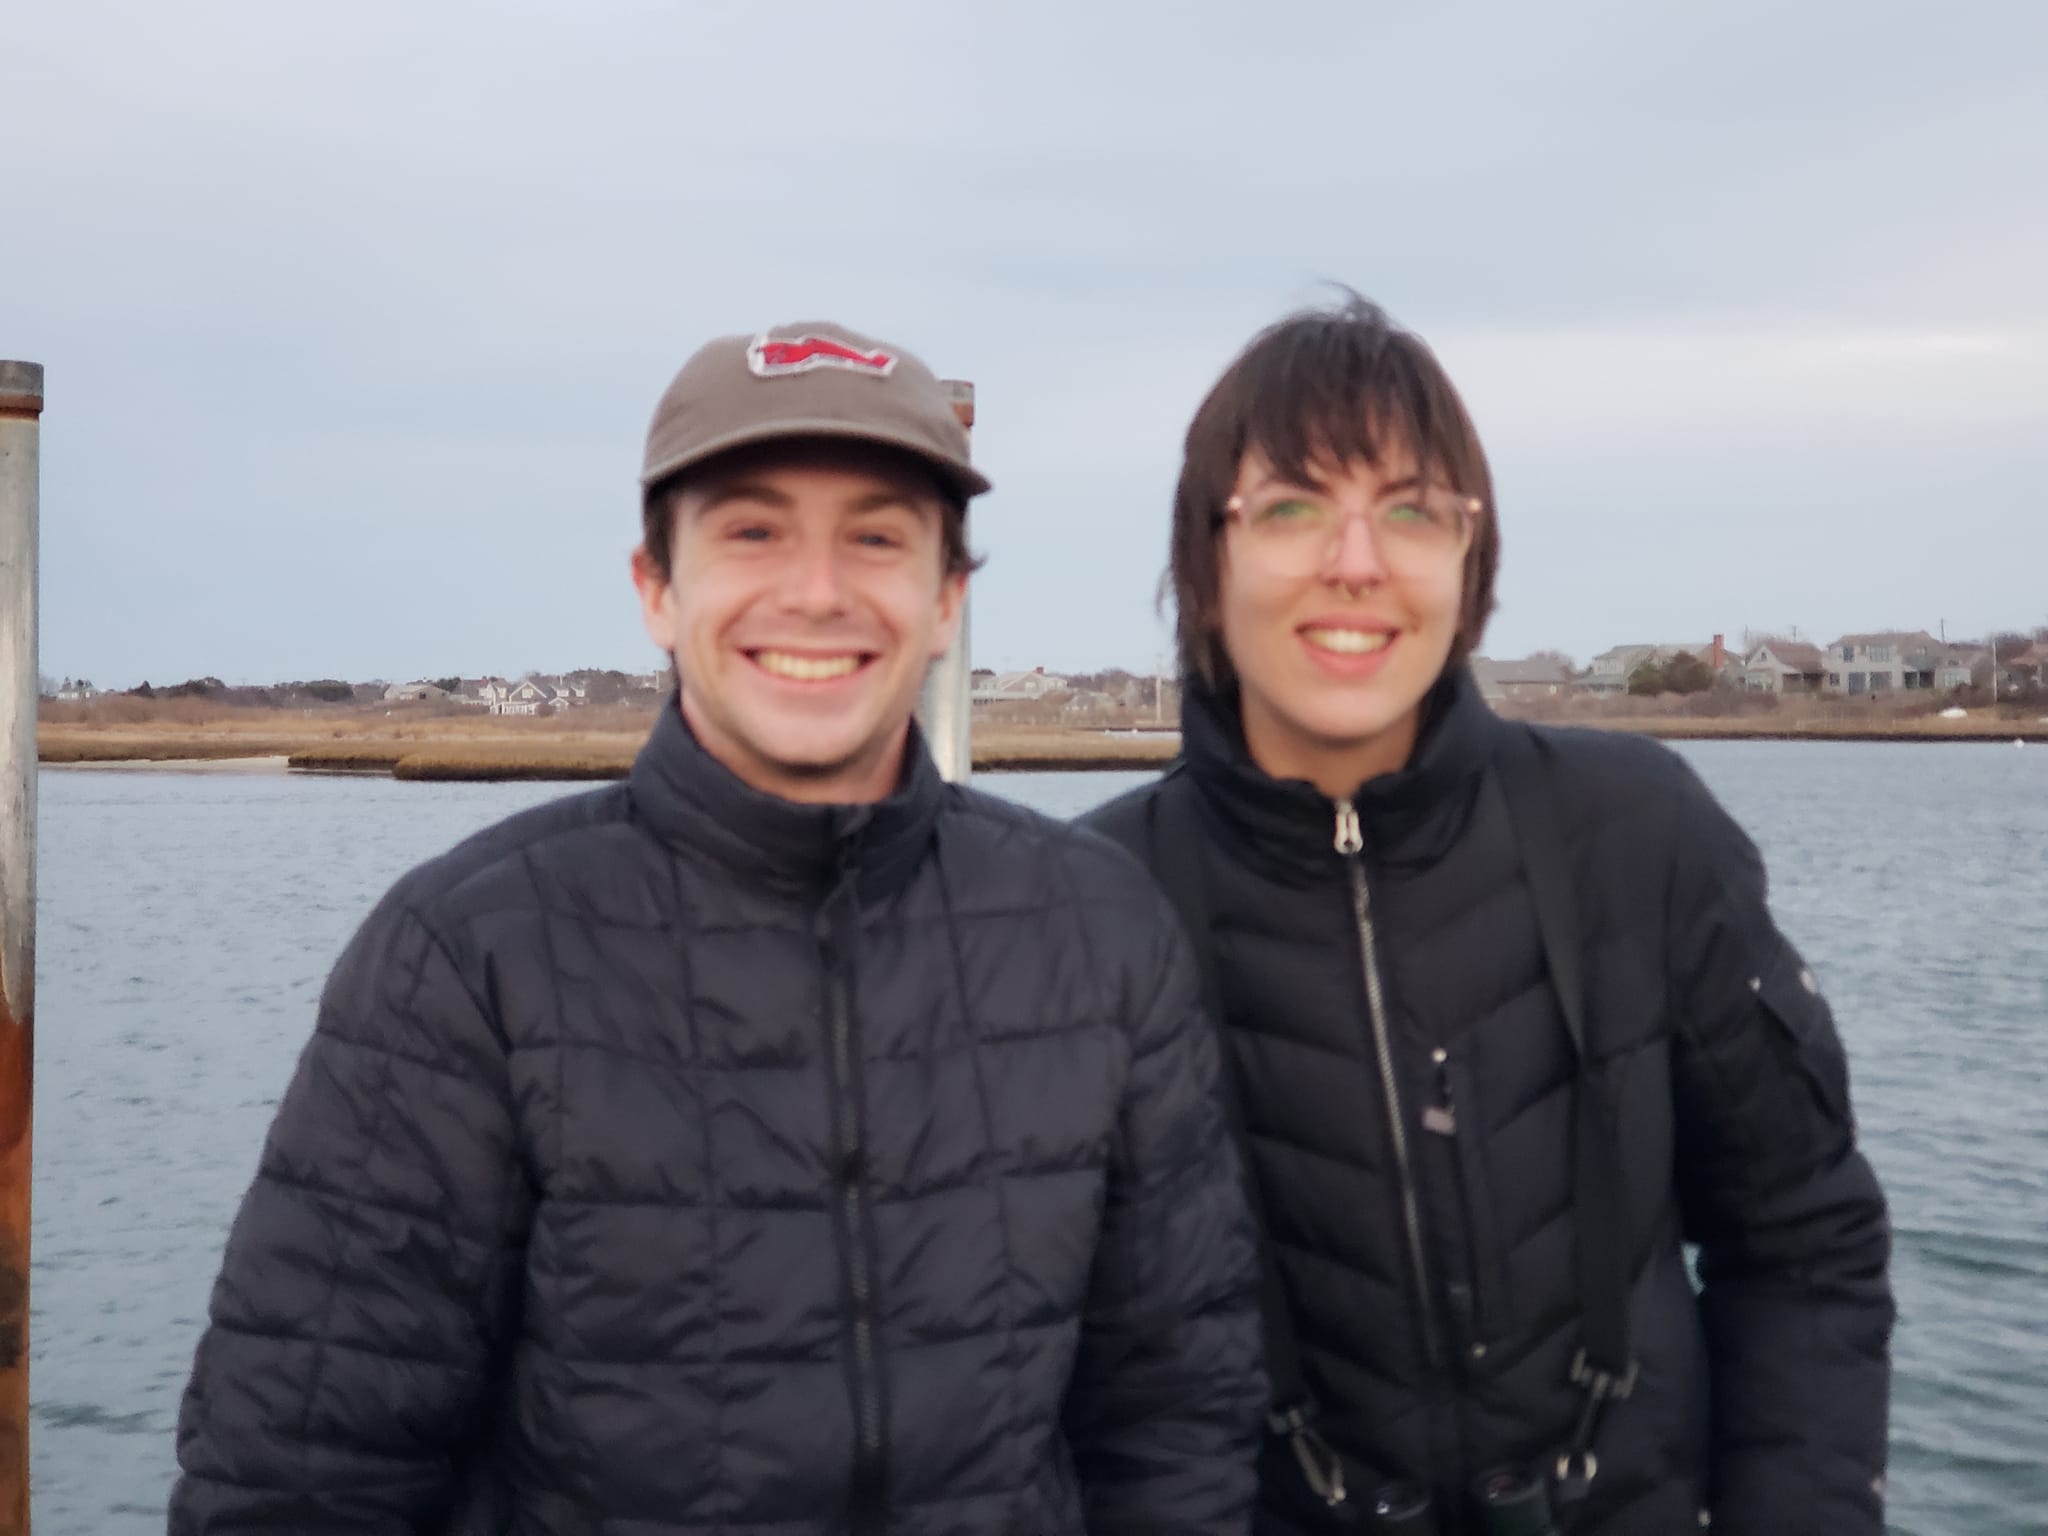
[{"xmin": 1216, "ymin": 479, "xmax": 1485, "ymax": 574}]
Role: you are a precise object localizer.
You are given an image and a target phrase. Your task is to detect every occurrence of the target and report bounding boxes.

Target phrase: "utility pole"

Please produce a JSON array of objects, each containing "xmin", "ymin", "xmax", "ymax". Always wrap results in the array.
[
  {"xmin": 918, "ymin": 380, "xmax": 976, "ymax": 782},
  {"xmin": 0, "ymin": 358, "xmax": 44, "ymax": 1535}
]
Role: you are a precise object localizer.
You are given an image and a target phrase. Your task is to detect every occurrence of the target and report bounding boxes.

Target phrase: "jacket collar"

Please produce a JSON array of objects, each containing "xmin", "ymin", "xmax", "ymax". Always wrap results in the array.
[
  {"xmin": 628, "ymin": 691, "xmax": 946, "ymax": 903},
  {"xmin": 1182, "ymin": 663, "xmax": 1498, "ymax": 877}
]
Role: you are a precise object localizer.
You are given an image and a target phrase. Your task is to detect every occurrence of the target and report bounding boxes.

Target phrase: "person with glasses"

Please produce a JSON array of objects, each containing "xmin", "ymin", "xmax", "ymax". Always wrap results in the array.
[{"xmin": 1082, "ymin": 294, "xmax": 1893, "ymax": 1534}]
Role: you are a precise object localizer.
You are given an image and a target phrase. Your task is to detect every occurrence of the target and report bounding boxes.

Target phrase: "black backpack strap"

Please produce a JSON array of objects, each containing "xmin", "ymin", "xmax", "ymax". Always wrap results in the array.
[
  {"xmin": 1493, "ymin": 725, "xmax": 1637, "ymax": 1500},
  {"xmin": 1133, "ymin": 774, "xmax": 1352, "ymax": 1513}
]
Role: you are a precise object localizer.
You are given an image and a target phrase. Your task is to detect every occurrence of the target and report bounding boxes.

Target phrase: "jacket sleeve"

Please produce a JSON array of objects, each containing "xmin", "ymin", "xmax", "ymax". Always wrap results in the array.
[
  {"xmin": 1664, "ymin": 765, "xmax": 1894, "ymax": 1535},
  {"xmin": 169, "ymin": 892, "xmax": 528, "ymax": 1534},
  {"xmin": 1062, "ymin": 889, "xmax": 1266, "ymax": 1536}
]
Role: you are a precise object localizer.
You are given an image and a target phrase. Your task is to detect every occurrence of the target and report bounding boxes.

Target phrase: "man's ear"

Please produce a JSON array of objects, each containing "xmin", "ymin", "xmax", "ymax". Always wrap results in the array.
[
  {"xmin": 631, "ymin": 546, "xmax": 676, "ymax": 654},
  {"xmin": 930, "ymin": 570, "xmax": 968, "ymax": 661}
]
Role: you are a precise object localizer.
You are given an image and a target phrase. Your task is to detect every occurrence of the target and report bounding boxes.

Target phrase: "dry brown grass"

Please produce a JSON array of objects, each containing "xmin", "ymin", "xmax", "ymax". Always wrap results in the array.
[
  {"xmin": 361, "ymin": 730, "xmax": 1178, "ymax": 781},
  {"xmin": 973, "ymin": 729, "xmax": 1180, "ymax": 771},
  {"xmin": 285, "ymin": 746, "xmax": 411, "ymax": 772},
  {"xmin": 41, "ymin": 700, "xmax": 661, "ymax": 771},
  {"xmin": 42, "ymin": 695, "xmax": 2045, "ymax": 779},
  {"xmin": 392, "ymin": 745, "xmax": 640, "ymax": 782},
  {"xmin": 40, "ymin": 697, "xmax": 1187, "ymax": 776}
]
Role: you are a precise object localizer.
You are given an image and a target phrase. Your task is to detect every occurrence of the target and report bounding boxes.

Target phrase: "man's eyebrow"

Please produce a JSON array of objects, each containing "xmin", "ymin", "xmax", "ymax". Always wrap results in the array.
[
  {"xmin": 849, "ymin": 487, "xmax": 933, "ymax": 514},
  {"xmin": 689, "ymin": 480, "xmax": 796, "ymax": 515}
]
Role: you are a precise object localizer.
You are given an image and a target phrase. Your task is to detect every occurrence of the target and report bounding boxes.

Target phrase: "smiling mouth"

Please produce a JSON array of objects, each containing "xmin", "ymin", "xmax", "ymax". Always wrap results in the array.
[
  {"xmin": 1301, "ymin": 628, "xmax": 1393, "ymax": 655},
  {"xmin": 749, "ymin": 649, "xmax": 870, "ymax": 681}
]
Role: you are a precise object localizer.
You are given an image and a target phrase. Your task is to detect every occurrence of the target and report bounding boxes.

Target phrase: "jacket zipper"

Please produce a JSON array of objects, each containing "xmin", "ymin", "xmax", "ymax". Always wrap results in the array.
[
  {"xmin": 1425, "ymin": 1047, "xmax": 1488, "ymax": 1362},
  {"xmin": 1334, "ymin": 800, "xmax": 1444, "ymax": 1374},
  {"xmin": 824, "ymin": 920, "xmax": 887, "ymax": 1526}
]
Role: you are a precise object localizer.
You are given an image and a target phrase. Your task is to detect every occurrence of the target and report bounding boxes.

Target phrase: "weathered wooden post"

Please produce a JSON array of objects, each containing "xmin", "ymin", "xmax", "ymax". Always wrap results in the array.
[
  {"xmin": 0, "ymin": 359, "xmax": 42, "ymax": 1534},
  {"xmin": 919, "ymin": 379, "xmax": 976, "ymax": 782}
]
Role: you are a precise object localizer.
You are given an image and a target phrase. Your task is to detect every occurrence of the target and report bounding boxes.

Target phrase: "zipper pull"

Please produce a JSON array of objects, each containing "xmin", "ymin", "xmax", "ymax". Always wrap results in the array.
[
  {"xmin": 1422, "ymin": 1047, "xmax": 1456, "ymax": 1135},
  {"xmin": 1333, "ymin": 800, "xmax": 1363, "ymax": 856}
]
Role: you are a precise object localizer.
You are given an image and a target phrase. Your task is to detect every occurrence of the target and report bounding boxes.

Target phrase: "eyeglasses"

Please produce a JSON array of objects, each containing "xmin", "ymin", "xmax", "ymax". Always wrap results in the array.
[{"xmin": 1220, "ymin": 485, "xmax": 1482, "ymax": 578}]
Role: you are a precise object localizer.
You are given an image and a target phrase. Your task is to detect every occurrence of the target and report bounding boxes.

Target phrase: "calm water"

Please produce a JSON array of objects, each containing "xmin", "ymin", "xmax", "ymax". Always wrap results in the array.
[{"xmin": 28, "ymin": 747, "xmax": 2048, "ymax": 1535}]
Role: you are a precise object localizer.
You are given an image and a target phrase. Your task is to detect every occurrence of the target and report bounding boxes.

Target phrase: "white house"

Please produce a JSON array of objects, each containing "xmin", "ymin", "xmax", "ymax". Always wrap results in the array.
[
  {"xmin": 970, "ymin": 668, "xmax": 1070, "ymax": 704},
  {"xmin": 1821, "ymin": 632, "xmax": 1941, "ymax": 695},
  {"xmin": 1741, "ymin": 641, "xmax": 1826, "ymax": 694},
  {"xmin": 1470, "ymin": 657, "xmax": 1573, "ymax": 702},
  {"xmin": 383, "ymin": 681, "xmax": 452, "ymax": 703},
  {"xmin": 1934, "ymin": 649, "xmax": 1984, "ymax": 692}
]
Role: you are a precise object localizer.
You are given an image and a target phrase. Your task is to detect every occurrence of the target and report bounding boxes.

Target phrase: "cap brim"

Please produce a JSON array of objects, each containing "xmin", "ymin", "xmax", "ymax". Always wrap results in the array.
[{"xmin": 642, "ymin": 417, "xmax": 991, "ymax": 501}]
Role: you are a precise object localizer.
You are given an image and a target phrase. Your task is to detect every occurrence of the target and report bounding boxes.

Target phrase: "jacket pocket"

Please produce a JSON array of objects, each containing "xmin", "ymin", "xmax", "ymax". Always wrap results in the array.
[
  {"xmin": 1423, "ymin": 1046, "xmax": 1513, "ymax": 1347},
  {"xmin": 1750, "ymin": 946, "xmax": 1852, "ymax": 1132}
]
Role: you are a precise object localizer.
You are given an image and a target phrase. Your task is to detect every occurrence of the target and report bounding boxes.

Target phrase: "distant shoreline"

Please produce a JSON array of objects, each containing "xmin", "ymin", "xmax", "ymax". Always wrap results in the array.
[
  {"xmin": 35, "ymin": 712, "xmax": 2048, "ymax": 780},
  {"xmin": 43, "ymin": 754, "xmax": 295, "ymax": 775}
]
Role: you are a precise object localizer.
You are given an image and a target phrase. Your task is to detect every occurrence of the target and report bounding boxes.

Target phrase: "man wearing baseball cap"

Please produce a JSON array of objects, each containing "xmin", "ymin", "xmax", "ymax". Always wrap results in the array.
[{"xmin": 170, "ymin": 321, "xmax": 1265, "ymax": 1534}]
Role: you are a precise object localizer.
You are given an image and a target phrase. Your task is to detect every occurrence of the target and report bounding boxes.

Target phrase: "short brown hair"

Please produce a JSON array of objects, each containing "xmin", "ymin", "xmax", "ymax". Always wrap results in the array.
[
  {"xmin": 1169, "ymin": 292, "xmax": 1499, "ymax": 691},
  {"xmin": 640, "ymin": 438, "xmax": 982, "ymax": 583}
]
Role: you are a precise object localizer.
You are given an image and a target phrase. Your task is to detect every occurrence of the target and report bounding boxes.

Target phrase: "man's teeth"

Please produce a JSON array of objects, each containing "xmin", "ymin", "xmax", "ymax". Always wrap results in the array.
[
  {"xmin": 1303, "ymin": 628, "xmax": 1392, "ymax": 655},
  {"xmin": 755, "ymin": 651, "xmax": 862, "ymax": 681}
]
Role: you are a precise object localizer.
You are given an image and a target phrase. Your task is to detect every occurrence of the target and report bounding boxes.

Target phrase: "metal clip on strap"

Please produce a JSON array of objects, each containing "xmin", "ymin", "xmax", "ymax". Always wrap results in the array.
[
  {"xmin": 1555, "ymin": 1348, "xmax": 1639, "ymax": 1503},
  {"xmin": 1271, "ymin": 1403, "xmax": 1348, "ymax": 1508},
  {"xmin": 1570, "ymin": 1346, "xmax": 1639, "ymax": 1402}
]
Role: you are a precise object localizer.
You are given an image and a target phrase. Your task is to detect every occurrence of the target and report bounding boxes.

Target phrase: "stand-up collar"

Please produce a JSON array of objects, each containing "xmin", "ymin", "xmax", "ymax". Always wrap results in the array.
[
  {"xmin": 628, "ymin": 693, "xmax": 947, "ymax": 902},
  {"xmin": 1182, "ymin": 664, "xmax": 1499, "ymax": 879}
]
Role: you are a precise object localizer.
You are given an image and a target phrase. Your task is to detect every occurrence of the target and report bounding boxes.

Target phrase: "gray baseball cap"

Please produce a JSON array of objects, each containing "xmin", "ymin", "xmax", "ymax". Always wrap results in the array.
[{"xmin": 641, "ymin": 320, "xmax": 990, "ymax": 502}]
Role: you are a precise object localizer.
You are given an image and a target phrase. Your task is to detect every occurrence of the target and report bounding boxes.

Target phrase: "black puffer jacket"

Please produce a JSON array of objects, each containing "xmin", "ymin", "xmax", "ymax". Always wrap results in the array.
[
  {"xmin": 171, "ymin": 701, "xmax": 1264, "ymax": 1535},
  {"xmin": 1081, "ymin": 668, "xmax": 1893, "ymax": 1535}
]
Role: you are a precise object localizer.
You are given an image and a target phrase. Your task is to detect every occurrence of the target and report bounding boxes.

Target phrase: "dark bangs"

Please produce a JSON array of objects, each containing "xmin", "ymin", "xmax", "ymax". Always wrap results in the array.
[{"xmin": 1169, "ymin": 292, "xmax": 1500, "ymax": 690}]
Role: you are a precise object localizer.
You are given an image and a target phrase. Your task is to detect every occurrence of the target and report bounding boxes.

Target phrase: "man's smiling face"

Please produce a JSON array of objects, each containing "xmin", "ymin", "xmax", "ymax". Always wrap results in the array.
[{"xmin": 633, "ymin": 438, "xmax": 965, "ymax": 804}]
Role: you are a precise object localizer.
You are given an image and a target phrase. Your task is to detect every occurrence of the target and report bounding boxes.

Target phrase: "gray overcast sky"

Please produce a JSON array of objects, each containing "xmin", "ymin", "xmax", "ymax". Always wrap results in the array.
[{"xmin": 6, "ymin": 1, "xmax": 2044, "ymax": 688}]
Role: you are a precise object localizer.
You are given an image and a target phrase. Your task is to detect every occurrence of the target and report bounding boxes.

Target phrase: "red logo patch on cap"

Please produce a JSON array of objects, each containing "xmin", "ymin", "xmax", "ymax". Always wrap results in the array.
[{"xmin": 747, "ymin": 334, "xmax": 898, "ymax": 378}]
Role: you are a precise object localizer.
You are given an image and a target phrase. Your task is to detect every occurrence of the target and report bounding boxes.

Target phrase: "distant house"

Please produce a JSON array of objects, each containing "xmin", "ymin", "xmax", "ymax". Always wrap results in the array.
[
  {"xmin": 1934, "ymin": 649, "xmax": 1985, "ymax": 692},
  {"xmin": 1578, "ymin": 645, "xmax": 1661, "ymax": 695},
  {"xmin": 1998, "ymin": 645, "xmax": 2046, "ymax": 694},
  {"xmin": 1470, "ymin": 656, "xmax": 1573, "ymax": 703},
  {"xmin": 460, "ymin": 675, "xmax": 584, "ymax": 716},
  {"xmin": 971, "ymin": 668, "xmax": 1070, "ymax": 704},
  {"xmin": 384, "ymin": 681, "xmax": 452, "ymax": 703},
  {"xmin": 1062, "ymin": 689, "xmax": 1123, "ymax": 719},
  {"xmin": 1822, "ymin": 631, "xmax": 1941, "ymax": 695},
  {"xmin": 1742, "ymin": 641, "xmax": 1827, "ymax": 694},
  {"xmin": 53, "ymin": 678, "xmax": 99, "ymax": 702},
  {"xmin": 498, "ymin": 678, "xmax": 558, "ymax": 716},
  {"xmin": 1578, "ymin": 636, "xmax": 1730, "ymax": 694}
]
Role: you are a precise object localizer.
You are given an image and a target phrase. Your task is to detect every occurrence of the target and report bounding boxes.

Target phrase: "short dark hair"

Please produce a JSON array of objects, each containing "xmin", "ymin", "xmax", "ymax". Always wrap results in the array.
[
  {"xmin": 1169, "ymin": 292, "xmax": 1499, "ymax": 690},
  {"xmin": 640, "ymin": 437, "xmax": 982, "ymax": 583}
]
